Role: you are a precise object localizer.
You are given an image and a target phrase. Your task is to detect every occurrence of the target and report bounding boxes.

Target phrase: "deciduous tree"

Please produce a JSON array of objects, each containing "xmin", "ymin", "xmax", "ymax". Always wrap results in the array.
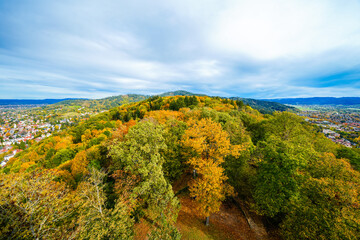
[
  {"xmin": 0, "ymin": 170, "xmax": 76, "ymax": 239},
  {"xmin": 77, "ymin": 167, "xmax": 134, "ymax": 240},
  {"xmin": 182, "ymin": 118, "xmax": 243, "ymax": 225},
  {"xmin": 108, "ymin": 121, "xmax": 180, "ymax": 234}
]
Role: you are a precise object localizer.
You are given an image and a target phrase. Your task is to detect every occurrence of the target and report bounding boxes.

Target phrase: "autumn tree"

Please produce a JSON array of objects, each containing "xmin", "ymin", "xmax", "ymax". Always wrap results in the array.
[
  {"xmin": 222, "ymin": 118, "xmax": 254, "ymax": 198},
  {"xmin": 182, "ymin": 118, "xmax": 243, "ymax": 225},
  {"xmin": 0, "ymin": 170, "xmax": 77, "ymax": 239},
  {"xmin": 71, "ymin": 150, "xmax": 88, "ymax": 181}
]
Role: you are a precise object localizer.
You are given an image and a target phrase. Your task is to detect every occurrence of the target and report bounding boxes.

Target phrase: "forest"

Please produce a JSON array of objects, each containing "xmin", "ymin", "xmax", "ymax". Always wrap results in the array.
[
  {"xmin": 21, "ymin": 91, "xmax": 294, "ymax": 126},
  {"xmin": 1, "ymin": 95, "xmax": 359, "ymax": 240}
]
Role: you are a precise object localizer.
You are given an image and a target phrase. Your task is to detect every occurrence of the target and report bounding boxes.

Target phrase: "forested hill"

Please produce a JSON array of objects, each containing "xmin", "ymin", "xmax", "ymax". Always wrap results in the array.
[
  {"xmin": 264, "ymin": 97, "xmax": 360, "ymax": 105},
  {"xmin": 0, "ymin": 98, "xmax": 84, "ymax": 105},
  {"xmin": 26, "ymin": 90, "xmax": 294, "ymax": 116},
  {"xmin": 159, "ymin": 90, "xmax": 206, "ymax": 97},
  {"xmin": 230, "ymin": 97, "xmax": 297, "ymax": 114},
  {"xmin": 162, "ymin": 91, "xmax": 296, "ymax": 113},
  {"xmin": 1, "ymin": 95, "xmax": 359, "ymax": 240},
  {"xmin": 52, "ymin": 94, "xmax": 148, "ymax": 110}
]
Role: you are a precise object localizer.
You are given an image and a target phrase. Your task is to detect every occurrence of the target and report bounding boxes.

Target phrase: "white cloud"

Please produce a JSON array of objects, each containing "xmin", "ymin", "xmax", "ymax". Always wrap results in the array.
[
  {"xmin": 208, "ymin": 0, "xmax": 360, "ymax": 60},
  {"xmin": 1, "ymin": 0, "xmax": 360, "ymax": 98},
  {"xmin": 185, "ymin": 60, "xmax": 223, "ymax": 77}
]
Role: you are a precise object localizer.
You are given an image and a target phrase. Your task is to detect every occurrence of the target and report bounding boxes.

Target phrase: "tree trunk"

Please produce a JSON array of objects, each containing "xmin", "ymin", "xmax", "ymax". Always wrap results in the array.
[
  {"xmin": 205, "ymin": 216, "xmax": 209, "ymax": 226},
  {"xmin": 192, "ymin": 169, "xmax": 197, "ymax": 200}
]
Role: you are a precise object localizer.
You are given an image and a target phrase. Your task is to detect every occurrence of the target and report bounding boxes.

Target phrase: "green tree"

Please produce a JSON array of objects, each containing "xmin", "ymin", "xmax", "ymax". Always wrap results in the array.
[
  {"xmin": 253, "ymin": 136, "xmax": 310, "ymax": 217},
  {"xmin": 108, "ymin": 121, "xmax": 180, "ymax": 234},
  {"xmin": 162, "ymin": 120, "xmax": 187, "ymax": 182},
  {"xmin": 47, "ymin": 148, "xmax": 75, "ymax": 168},
  {"xmin": 281, "ymin": 153, "xmax": 360, "ymax": 240},
  {"xmin": 336, "ymin": 147, "xmax": 360, "ymax": 171},
  {"xmin": 77, "ymin": 167, "xmax": 134, "ymax": 240}
]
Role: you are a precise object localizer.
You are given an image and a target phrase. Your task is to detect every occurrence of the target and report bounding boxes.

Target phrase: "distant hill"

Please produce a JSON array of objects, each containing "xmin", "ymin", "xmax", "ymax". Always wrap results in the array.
[
  {"xmin": 53, "ymin": 94, "xmax": 147, "ymax": 109},
  {"xmin": 0, "ymin": 91, "xmax": 197, "ymax": 106},
  {"xmin": 24, "ymin": 94, "xmax": 149, "ymax": 123},
  {"xmin": 0, "ymin": 98, "xmax": 85, "ymax": 105},
  {"xmin": 230, "ymin": 97, "xmax": 297, "ymax": 114},
  {"xmin": 158, "ymin": 91, "xmax": 294, "ymax": 113},
  {"xmin": 158, "ymin": 90, "xmax": 206, "ymax": 97},
  {"xmin": 264, "ymin": 97, "xmax": 360, "ymax": 105},
  {"xmin": 2, "ymin": 90, "xmax": 294, "ymax": 114}
]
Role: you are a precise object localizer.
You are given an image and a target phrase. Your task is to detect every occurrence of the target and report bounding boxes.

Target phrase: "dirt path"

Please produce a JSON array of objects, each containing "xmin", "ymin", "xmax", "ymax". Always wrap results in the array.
[
  {"xmin": 135, "ymin": 173, "xmax": 279, "ymax": 240},
  {"xmin": 234, "ymin": 200, "xmax": 271, "ymax": 240},
  {"xmin": 173, "ymin": 173, "xmax": 279, "ymax": 240},
  {"xmin": 176, "ymin": 196, "xmax": 278, "ymax": 240}
]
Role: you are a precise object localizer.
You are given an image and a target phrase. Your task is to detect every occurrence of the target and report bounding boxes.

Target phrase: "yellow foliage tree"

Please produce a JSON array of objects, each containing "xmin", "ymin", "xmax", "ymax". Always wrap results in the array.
[
  {"xmin": 81, "ymin": 129, "xmax": 92, "ymax": 143},
  {"xmin": 54, "ymin": 136, "xmax": 73, "ymax": 151},
  {"xmin": 20, "ymin": 161, "xmax": 36, "ymax": 172},
  {"xmin": 182, "ymin": 118, "xmax": 243, "ymax": 225},
  {"xmin": 71, "ymin": 150, "xmax": 88, "ymax": 178},
  {"xmin": 26, "ymin": 151, "xmax": 39, "ymax": 163},
  {"xmin": 144, "ymin": 110, "xmax": 184, "ymax": 124},
  {"xmin": 0, "ymin": 170, "xmax": 77, "ymax": 239}
]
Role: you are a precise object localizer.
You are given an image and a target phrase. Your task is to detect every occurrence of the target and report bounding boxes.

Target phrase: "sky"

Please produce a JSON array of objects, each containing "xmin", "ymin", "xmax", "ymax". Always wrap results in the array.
[{"xmin": 1, "ymin": 0, "xmax": 360, "ymax": 99}]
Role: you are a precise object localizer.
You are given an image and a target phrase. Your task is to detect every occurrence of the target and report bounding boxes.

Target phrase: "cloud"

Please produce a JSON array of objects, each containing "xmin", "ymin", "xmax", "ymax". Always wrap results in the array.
[
  {"xmin": 208, "ymin": 0, "xmax": 360, "ymax": 60},
  {"xmin": 0, "ymin": 0, "xmax": 360, "ymax": 99}
]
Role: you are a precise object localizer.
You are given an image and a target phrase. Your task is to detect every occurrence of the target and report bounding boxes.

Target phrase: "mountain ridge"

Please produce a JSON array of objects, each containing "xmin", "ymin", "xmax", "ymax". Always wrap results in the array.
[
  {"xmin": 0, "ymin": 90, "xmax": 294, "ymax": 113},
  {"xmin": 0, "ymin": 98, "xmax": 87, "ymax": 105},
  {"xmin": 263, "ymin": 97, "xmax": 360, "ymax": 105}
]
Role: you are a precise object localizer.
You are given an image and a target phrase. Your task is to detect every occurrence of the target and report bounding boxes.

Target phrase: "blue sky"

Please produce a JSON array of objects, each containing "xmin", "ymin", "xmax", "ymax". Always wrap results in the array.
[{"xmin": 1, "ymin": 0, "xmax": 360, "ymax": 99}]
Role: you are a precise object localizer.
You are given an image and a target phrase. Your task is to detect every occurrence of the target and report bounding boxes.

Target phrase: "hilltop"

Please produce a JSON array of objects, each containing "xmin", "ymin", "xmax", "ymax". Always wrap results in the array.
[
  {"xmin": 159, "ymin": 90, "xmax": 206, "ymax": 97},
  {"xmin": 17, "ymin": 91, "xmax": 295, "ymax": 125}
]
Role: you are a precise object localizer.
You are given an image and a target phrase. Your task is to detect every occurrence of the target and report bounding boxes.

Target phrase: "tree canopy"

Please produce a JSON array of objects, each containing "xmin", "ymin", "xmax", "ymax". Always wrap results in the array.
[{"xmin": 1, "ymin": 96, "xmax": 359, "ymax": 239}]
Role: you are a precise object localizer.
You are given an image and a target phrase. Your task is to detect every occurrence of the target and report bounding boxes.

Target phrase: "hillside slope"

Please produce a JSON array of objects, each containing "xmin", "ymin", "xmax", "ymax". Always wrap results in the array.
[{"xmin": 230, "ymin": 97, "xmax": 297, "ymax": 114}]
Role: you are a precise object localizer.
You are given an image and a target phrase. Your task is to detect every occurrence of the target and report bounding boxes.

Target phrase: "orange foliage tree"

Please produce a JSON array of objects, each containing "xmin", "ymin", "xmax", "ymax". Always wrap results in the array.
[
  {"xmin": 182, "ymin": 118, "xmax": 243, "ymax": 225},
  {"xmin": 54, "ymin": 136, "xmax": 73, "ymax": 151}
]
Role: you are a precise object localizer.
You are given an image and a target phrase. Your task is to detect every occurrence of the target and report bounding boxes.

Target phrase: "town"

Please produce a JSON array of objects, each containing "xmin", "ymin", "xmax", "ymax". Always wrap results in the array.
[
  {"xmin": 0, "ymin": 97, "xmax": 137, "ymax": 167},
  {"xmin": 0, "ymin": 106, "xmax": 71, "ymax": 167},
  {"xmin": 298, "ymin": 106, "xmax": 360, "ymax": 148}
]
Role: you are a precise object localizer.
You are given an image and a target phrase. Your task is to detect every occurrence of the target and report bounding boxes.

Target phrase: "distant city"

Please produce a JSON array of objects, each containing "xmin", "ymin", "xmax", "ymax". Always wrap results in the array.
[{"xmin": 0, "ymin": 107, "xmax": 69, "ymax": 167}]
